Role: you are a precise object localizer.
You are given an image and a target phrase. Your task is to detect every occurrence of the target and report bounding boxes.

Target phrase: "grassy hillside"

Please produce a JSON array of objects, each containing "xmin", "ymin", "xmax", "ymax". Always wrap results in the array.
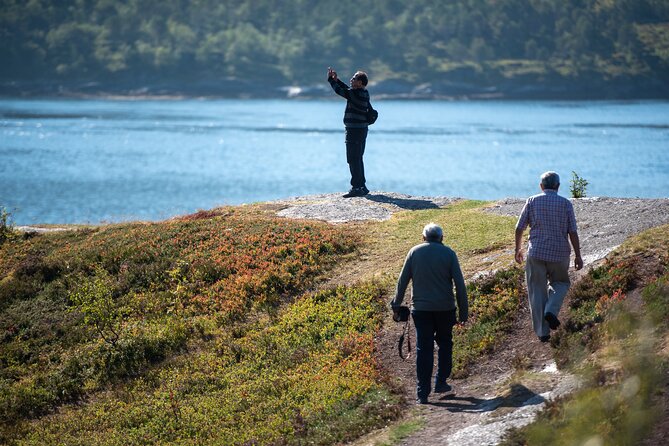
[
  {"xmin": 1, "ymin": 201, "xmax": 527, "ymax": 445},
  {"xmin": 4, "ymin": 201, "xmax": 668, "ymax": 444}
]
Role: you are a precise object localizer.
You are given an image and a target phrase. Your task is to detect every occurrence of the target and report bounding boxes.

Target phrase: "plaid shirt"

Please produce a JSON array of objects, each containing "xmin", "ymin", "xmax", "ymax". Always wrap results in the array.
[{"xmin": 516, "ymin": 189, "xmax": 578, "ymax": 262}]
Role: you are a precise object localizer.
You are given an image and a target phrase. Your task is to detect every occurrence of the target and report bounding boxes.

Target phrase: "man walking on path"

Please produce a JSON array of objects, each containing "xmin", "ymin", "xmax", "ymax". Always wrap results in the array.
[
  {"xmin": 391, "ymin": 223, "xmax": 468, "ymax": 404},
  {"xmin": 515, "ymin": 171, "xmax": 584, "ymax": 343},
  {"xmin": 327, "ymin": 67, "xmax": 371, "ymax": 198}
]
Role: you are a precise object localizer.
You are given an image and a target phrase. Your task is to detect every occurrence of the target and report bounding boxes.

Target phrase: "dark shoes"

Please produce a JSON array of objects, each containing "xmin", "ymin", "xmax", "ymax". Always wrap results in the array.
[
  {"xmin": 545, "ymin": 312, "xmax": 561, "ymax": 330},
  {"xmin": 342, "ymin": 188, "xmax": 361, "ymax": 198},
  {"xmin": 434, "ymin": 382, "xmax": 453, "ymax": 394},
  {"xmin": 342, "ymin": 187, "xmax": 370, "ymax": 198},
  {"xmin": 416, "ymin": 396, "xmax": 429, "ymax": 404},
  {"xmin": 540, "ymin": 313, "xmax": 559, "ymax": 342}
]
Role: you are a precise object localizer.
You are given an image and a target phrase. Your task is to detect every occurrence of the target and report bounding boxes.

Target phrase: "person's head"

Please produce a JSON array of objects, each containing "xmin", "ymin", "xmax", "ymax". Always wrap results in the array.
[
  {"xmin": 350, "ymin": 71, "xmax": 368, "ymax": 88},
  {"xmin": 540, "ymin": 171, "xmax": 560, "ymax": 191},
  {"xmin": 422, "ymin": 223, "xmax": 443, "ymax": 242}
]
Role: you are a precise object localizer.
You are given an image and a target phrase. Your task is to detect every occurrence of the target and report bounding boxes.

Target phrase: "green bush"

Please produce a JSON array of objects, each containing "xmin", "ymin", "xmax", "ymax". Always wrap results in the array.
[
  {"xmin": 69, "ymin": 266, "xmax": 125, "ymax": 346},
  {"xmin": 570, "ymin": 171, "xmax": 589, "ymax": 198}
]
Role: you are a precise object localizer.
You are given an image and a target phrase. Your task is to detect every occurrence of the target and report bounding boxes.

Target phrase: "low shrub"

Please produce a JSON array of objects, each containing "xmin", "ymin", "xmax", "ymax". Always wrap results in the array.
[
  {"xmin": 453, "ymin": 266, "xmax": 525, "ymax": 377},
  {"xmin": 0, "ymin": 210, "xmax": 361, "ymax": 442},
  {"xmin": 502, "ymin": 278, "xmax": 665, "ymax": 445},
  {"xmin": 15, "ymin": 283, "xmax": 401, "ymax": 446},
  {"xmin": 553, "ymin": 257, "xmax": 638, "ymax": 366},
  {"xmin": 642, "ymin": 273, "xmax": 669, "ymax": 325}
]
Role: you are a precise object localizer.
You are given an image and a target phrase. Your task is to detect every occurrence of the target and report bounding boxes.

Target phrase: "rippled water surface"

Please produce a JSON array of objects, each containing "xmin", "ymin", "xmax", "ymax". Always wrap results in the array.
[{"xmin": 1, "ymin": 99, "xmax": 668, "ymax": 224}]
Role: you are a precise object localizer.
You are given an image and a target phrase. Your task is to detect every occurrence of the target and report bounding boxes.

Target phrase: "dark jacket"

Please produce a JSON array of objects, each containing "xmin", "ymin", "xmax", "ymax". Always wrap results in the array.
[{"xmin": 328, "ymin": 78, "xmax": 370, "ymax": 129}]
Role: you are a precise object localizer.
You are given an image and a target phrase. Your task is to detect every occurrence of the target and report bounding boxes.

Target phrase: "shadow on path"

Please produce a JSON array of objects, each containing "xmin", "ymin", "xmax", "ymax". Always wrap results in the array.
[
  {"xmin": 430, "ymin": 384, "xmax": 545, "ymax": 413},
  {"xmin": 364, "ymin": 194, "xmax": 441, "ymax": 210}
]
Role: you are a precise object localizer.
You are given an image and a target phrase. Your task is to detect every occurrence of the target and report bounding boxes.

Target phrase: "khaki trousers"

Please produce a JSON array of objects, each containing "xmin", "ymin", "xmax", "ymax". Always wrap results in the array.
[{"xmin": 525, "ymin": 256, "xmax": 571, "ymax": 337}]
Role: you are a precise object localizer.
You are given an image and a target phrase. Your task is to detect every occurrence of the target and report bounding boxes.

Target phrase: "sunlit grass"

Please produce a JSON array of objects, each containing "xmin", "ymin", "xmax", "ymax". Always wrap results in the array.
[
  {"xmin": 379, "ymin": 417, "xmax": 425, "ymax": 446},
  {"xmin": 363, "ymin": 200, "xmax": 516, "ymax": 278}
]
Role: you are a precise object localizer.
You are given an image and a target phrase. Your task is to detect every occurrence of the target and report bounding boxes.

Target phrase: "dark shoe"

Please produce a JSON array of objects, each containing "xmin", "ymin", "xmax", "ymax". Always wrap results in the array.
[
  {"xmin": 539, "ymin": 335, "xmax": 551, "ymax": 343},
  {"xmin": 434, "ymin": 382, "xmax": 453, "ymax": 393},
  {"xmin": 342, "ymin": 188, "xmax": 363, "ymax": 198},
  {"xmin": 416, "ymin": 397, "xmax": 429, "ymax": 404},
  {"xmin": 545, "ymin": 312, "xmax": 561, "ymax": 330},
  {"xmin": 360, "ymin": 186, "xmax": 370, "ymax": 195}
]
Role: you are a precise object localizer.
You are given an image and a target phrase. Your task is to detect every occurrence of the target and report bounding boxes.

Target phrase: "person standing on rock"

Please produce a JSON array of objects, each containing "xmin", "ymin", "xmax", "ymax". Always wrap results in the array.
[
  {"xmin": 515, "ymin": 171, "xmax": 584, "ymax": 343},
  {"xmin": 391, "ymin": 223, "xmax": 468, "ymax": 404},
  {"xmin": 327, "ymin": 67, "xmax": 372, "ymax": 198}
]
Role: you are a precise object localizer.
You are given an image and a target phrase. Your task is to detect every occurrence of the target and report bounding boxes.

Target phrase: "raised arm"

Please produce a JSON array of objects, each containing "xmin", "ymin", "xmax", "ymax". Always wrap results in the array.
[{"xmin": 327, "ymin": 66, "xmax": 352, "ymax": 99}]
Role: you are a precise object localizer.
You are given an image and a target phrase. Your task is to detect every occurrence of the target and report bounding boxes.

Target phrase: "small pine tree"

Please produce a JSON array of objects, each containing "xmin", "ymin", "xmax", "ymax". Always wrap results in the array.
[{"xmin": 570, "ymin": 171, "xmax": 589, "ymax": 198}]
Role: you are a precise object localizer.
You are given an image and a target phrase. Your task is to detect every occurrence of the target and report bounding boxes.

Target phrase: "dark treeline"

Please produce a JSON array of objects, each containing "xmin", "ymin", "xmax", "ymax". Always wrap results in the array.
[{"xmin": 2, "ymin": 0, "xmax": 669, "ymax": 98}]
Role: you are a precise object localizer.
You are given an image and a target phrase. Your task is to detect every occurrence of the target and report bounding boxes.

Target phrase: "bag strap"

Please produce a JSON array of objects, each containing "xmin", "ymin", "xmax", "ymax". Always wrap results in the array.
[
  {"xmin": 398, "ymin": 317, "xmax": 412, "ymax": 360},
  {"xmin": 397, "ymin": 289, "xmax": 413, "ymax": 361}
]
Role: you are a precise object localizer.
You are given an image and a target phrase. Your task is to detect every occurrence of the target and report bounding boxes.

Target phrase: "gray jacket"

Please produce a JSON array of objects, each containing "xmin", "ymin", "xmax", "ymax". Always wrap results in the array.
[{"xmin": 391, "ymin": 241, "xmax": 468, "ymax": 322}]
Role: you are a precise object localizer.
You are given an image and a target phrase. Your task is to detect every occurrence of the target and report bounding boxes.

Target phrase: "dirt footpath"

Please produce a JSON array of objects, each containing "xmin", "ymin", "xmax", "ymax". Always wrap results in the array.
[{"xmin": 275, "ymin": 192, "xmax": 669, "ymax": 446}]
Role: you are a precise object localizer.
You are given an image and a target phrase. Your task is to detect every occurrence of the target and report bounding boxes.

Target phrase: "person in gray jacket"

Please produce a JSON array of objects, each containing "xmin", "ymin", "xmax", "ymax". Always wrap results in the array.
[{"xmin": 391, "ymin": 223, "xmax": 468, "ymax": 404}]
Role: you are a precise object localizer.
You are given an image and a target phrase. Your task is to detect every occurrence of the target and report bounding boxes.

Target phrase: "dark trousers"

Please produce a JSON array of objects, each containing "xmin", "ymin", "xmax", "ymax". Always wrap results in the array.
[
  {"xmin": 412, "ymin": 309, "xmax": 457, "ymax": 399},
  {"xmin": 345, "ymin": 128, "xmax": 367, "ymax": 188}
]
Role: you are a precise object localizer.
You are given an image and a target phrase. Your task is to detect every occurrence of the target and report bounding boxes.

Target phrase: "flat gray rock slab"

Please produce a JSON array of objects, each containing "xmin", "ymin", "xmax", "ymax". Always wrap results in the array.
[{"xmin": 275, "ymin": 191, "xmax": 459, "ymax": 223}]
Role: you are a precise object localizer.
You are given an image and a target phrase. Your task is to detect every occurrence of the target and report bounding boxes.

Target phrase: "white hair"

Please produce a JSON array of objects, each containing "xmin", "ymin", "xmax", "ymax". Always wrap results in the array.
[
  {"xmin": 422, "ymin": 223, "xmax": 443, "ymax": 241},
  {"xmin": 541, "ymin": 171, "xmax": 560, "ymax": 190}
]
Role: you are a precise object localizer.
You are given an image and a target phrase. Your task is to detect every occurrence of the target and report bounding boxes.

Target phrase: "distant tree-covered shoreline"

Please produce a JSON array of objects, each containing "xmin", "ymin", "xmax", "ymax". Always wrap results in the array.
[{"xmin": 2, "ymin": 0, "xmax": 668, "ymax": 98}]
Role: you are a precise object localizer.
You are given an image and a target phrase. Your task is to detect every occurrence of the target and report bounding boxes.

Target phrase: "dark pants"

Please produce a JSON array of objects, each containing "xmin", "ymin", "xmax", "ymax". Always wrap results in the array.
[
  {"xmin": 412, "ymin": 309, "xmax": 457, "ymax": 399},
  {"xmin": 345, "ymin": 128, "xmax": 367, "ymax": 188}
]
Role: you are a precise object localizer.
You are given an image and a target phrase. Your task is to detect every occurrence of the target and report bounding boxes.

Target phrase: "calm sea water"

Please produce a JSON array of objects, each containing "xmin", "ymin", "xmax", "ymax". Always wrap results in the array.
[{"xmin": 1, "ymin": 99, "xmax": 668, "ymax": 224}]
